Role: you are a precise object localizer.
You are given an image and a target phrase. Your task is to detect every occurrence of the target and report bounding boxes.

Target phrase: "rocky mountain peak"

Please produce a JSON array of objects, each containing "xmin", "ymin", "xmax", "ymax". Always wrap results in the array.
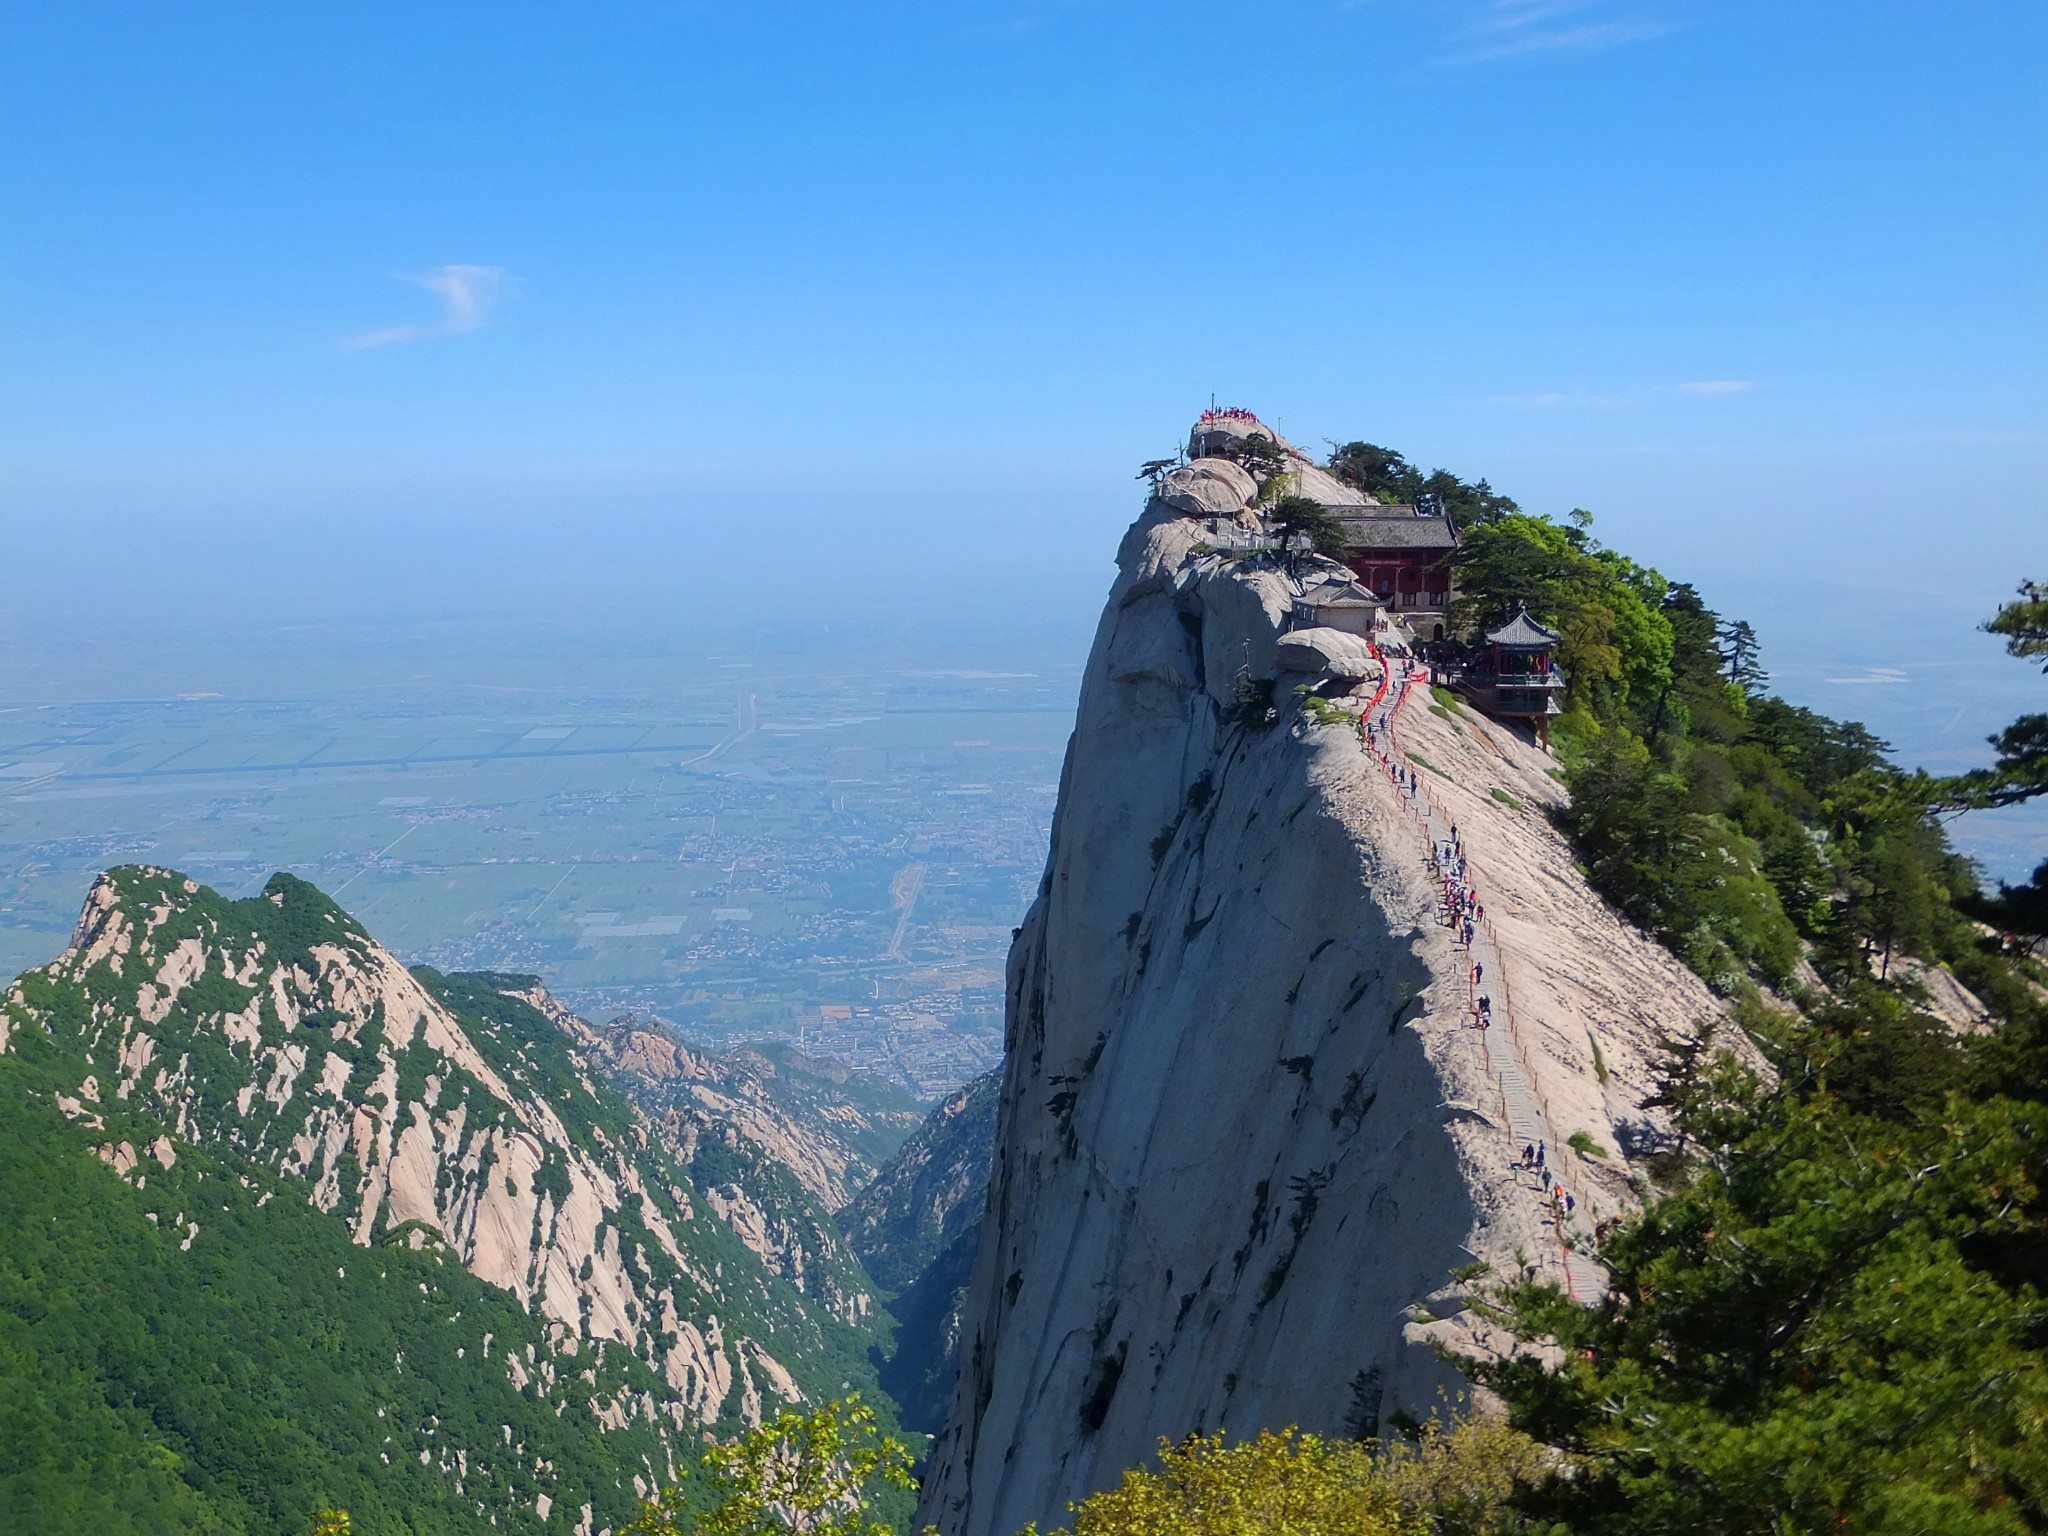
[
  {"xmin": 916, "ymin": 454, "xmax": 1720, "ymax": 1535},
  {"xmin": 5, "ymin": 865, "xmax": 879, "ymax": 1436}
]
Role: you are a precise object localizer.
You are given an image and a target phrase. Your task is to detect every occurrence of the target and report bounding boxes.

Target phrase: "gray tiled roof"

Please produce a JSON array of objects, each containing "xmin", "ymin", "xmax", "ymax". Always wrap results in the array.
[
  {"xmin": 1331, "ymin": 511, "xmax": 1459, "ymax": 550},
  {"xmin": 1484, "ymin": 609, "xmax": 1562, "ymax": 648},
  {"xmin": 1298, "ymin": 576, "xmax": 1380, "ymax": 607}
]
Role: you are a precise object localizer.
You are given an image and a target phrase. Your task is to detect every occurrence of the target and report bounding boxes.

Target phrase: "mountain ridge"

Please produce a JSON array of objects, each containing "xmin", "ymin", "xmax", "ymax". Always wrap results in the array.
[
  {"xmin": 841, "ymin": 1068, "xmax": 1001, "ymax": 1434},
  {"xmin": 916, "ymin": 445, "xmax": 1721, "ymax": 1535},
  {"xmin": 0, "ymin": 865, "xmax": 904, "ymax": 1533}
]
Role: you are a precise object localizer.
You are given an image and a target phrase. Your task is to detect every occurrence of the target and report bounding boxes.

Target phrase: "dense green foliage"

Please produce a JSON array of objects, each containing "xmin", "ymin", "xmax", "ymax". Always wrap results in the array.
[
  {"xmin": 1986, "ymin": 580, "xmax": 2048, "ymax": 669},
  {"xmin": 1949, "ymin": 580, "xmax": 2048, "ymax": 810},
  {"xmin": 1464, "ymin": 991, "xmax": 2048, "ymax": 1533},
  {"xmin": 1415, "ymin": 486, "xmax": 1999, "ymax": 999},
  {"xmin": 1210, "ymin": 432, "xmax": 1290, "ymax": 480},
  {"xmin": 1967, "ymin": 856, "xmax": 2048, "ymax": 953},
  {"xmin": 0, "ymin": 1033, "xmax": 667, "ymax": 1534},
  {"xmin": 619, "ymin": 1409, "xmax": 1553, "ymax": 1536},
  {"xmin": 622, "ymin": 1396, "xmax": 917, "ymax": 1536},
  {"xmin": 1265, "ymin": 494, "xmax": 1349, "ymax": 566},
  {"xmin": 1023, "ymin": 1418, "xmax": 1549, "ymax": 1536},
  {"xmin": 1326, "ymin": 441, "xmax": 1521, "ymax": 525}
]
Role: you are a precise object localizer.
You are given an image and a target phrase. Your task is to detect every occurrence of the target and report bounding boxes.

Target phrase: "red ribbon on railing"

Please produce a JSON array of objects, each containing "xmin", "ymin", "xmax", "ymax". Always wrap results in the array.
[{"xmin": 1353, "ymin": 638, "xmax": 1593, "ymax": 1299}]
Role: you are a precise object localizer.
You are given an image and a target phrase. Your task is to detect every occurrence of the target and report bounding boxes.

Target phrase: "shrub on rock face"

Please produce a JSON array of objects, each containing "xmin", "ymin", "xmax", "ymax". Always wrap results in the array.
[
  {"xmin": 1225, "ymin": 674, "xmax": 1279, "ymax": 733},
  {"xmin": 1217, "ymin": 433, "xmax": 1290, "ymax": 480},
  {"xmin": 622, "ymin": 1395, "xmax": 917, "ymax": 1536},
  {"xmin": 1021, "ymin": 1429, "xmax": 1411, "ymax": 1536},
  {"xmin": 1022, "ymin": 1419, "xmax": 1545, "ymax": 1536},
  {"xmin": 1266, "ymin": 495, "xmax": 1350, "ymax": 564}
]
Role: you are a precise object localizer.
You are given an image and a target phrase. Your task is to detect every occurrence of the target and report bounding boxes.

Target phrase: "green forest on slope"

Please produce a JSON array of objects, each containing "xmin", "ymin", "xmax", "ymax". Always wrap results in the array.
[
  {"xmin": 0, "ymin": 869, "xmax": 902, "ymax": 1535},
  {"xmin": 1330, "ymin": 438, "xmax": 2039, "ymax": 1007},
  {"xmin": 0, "ymin": 1054, "xmax": 666, "ymax": 1535}
]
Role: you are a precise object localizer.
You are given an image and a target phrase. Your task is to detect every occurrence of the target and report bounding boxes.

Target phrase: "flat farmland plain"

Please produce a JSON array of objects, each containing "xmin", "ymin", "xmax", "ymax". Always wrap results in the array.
[{"xmin": 0, "ymin": 656, "xmax": 1074, "ymax": 1096}]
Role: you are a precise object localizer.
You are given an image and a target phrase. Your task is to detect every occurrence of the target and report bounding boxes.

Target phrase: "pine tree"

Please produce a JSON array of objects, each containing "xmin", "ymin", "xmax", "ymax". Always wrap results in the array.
[{"xmin": 1716, "ymin": 617, "xmax": 1766, "ymax": 693}]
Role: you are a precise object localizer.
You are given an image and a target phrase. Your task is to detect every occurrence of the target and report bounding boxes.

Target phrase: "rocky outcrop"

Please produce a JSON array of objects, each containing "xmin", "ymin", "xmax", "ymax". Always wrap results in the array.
[
  {"xmin": 587, "ymin": 1017, "xmax": 927, "ymax": 1326},
  {"xmin": 916, "ymin": 429, "xmax": 1720, "ymax": 1536},
  {"xmin": 1890, "ymin": 957, "xmax": 1994, "ymax": 1035},
  {"xmin": 1157, "ymin": 458, "xmax": 1257, "ymax": 517},
  {"xmin": 593, "ymin": 1019, "xmax": 922, "ymax": 1213},
  {"xmin": 1275, "ymin": 626, "xmax": 1378, "ymax": 680}
]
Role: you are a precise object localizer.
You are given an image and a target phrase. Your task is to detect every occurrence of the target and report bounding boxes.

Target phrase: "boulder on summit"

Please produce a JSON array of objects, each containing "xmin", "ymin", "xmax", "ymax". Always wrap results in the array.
[
  {"xmin": 1275, "ymin": 626, "xmax": 1379, "ymax": 681},
  {"xmin": 1157, "ymin": 457, "xmax": 1256, "ymax": 515}
]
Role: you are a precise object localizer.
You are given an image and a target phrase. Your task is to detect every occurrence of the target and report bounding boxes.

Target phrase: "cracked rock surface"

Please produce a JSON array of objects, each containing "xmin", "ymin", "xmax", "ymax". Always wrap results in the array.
[{"xmin": 917, "ymin": 490, "xmax": 1719, "ymax": 1536}]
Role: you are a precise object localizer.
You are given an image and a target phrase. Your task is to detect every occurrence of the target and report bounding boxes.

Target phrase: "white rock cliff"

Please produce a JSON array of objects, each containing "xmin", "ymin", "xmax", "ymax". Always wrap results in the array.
[{"xmin": 918, "ymin": 446, "xmax": 1720, "ymax": 1535}]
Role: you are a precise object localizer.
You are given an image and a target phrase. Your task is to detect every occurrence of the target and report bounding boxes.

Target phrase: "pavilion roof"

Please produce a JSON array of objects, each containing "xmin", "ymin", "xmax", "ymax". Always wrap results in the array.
[{"xmin": 1484, "ymin": 609, "xmax": 1562, "ymax": 648}]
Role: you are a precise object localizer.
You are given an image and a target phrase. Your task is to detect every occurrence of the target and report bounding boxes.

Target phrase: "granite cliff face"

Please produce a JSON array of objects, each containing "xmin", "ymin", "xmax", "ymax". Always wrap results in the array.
[
  {"xmin": 590, "ymin": 1016, "xmax": 924, "ymax": 1326},
  {"xmin": 595, "ymin": 1021, "xmax": 923, "ymax": 1213},
  {"xmin": 917, "ymin": 433, "xmax": 1720, "ymax": 1535}
]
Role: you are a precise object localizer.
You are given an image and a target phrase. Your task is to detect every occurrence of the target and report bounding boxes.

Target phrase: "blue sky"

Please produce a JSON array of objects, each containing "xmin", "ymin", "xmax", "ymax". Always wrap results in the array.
[
  {"xmin": 5, "ymin": 2, "xmax": 2041, "ymax": 507},
  {"xmin": 3, "ymin": 0, "xmax": 2045, "ymax": 866}
]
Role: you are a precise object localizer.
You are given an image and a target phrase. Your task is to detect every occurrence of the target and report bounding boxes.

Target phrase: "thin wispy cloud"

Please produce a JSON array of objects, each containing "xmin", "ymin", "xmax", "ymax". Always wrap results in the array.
[
  {"xmin": 1439, "ymin": 0, "xmax": 1677, "ymax": 65},
  {"xmin": 1492, "ymin": 386, "xmax": 1638, "ymax": 409},
  {"xmin": 345, "ymin": 264, "xmax": 508, "ymax": 352},
  {"xmin": 1492, "ymin": 379, "xmax": 1764, "ymax": 409},
  {"xmin": 1860, "ymin": 427, "xmax": 2047, "ymax": 447}
]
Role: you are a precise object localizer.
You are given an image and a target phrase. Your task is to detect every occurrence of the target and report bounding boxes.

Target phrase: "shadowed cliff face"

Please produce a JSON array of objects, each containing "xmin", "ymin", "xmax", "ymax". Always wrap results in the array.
[
  {"xmin": 842, "ymin": 1068, "xmax": 1002, "ymax": 1433},
  {"xmin": 917, "ymin": 472, "xmax": 1720, "ymax": 1536}
]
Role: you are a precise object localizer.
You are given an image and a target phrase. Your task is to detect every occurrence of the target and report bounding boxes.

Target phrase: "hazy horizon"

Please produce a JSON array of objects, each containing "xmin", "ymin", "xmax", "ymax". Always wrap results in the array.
[{"xmin": 4, "ymin": 0, "xmax": 2045, "ymax": 898}]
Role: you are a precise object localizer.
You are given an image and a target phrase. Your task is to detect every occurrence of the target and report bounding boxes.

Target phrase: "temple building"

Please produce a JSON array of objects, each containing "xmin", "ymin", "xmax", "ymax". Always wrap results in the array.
[
  {"xmin": 1174, "ymin": 408, "xmax": 1462, "ymax": 641},
  {"xmin": 1291, "ymin": 573, "xmax": 1383, "ymax": 637},
  {"xmin": 1331, "ymin": 507, "xmax": 1459, "ymax": 640},
  {"xmin": 1457, "ymin": 607, "xmax": 1566, "ymax": 739}
]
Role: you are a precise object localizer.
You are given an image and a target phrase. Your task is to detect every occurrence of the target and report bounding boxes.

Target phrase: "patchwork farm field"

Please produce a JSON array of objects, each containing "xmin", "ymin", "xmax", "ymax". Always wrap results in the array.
[{"xmin": 0, "ymin": 652, "xmax": 1073, "ymax": 1095}]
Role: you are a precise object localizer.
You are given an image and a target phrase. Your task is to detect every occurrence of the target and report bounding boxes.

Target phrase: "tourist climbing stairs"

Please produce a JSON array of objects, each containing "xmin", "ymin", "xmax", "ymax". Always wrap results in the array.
[{"xmin": 1354, "ymin": 644, "xmax": 1608, "ymax": 1304}]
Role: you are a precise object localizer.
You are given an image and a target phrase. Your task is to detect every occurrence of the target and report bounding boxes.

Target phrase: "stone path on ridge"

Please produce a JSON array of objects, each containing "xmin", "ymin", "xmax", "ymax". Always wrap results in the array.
[{"xmin": 1356, "ymin": 648, "xmax": 1608, "ymax": 1304}]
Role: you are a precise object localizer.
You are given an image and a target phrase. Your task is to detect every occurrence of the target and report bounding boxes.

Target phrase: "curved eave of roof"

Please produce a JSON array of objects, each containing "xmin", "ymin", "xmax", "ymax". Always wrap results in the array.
[{"xmin": 1483, "ymin": 611, "xmax": 1562, "ymax": 647}]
